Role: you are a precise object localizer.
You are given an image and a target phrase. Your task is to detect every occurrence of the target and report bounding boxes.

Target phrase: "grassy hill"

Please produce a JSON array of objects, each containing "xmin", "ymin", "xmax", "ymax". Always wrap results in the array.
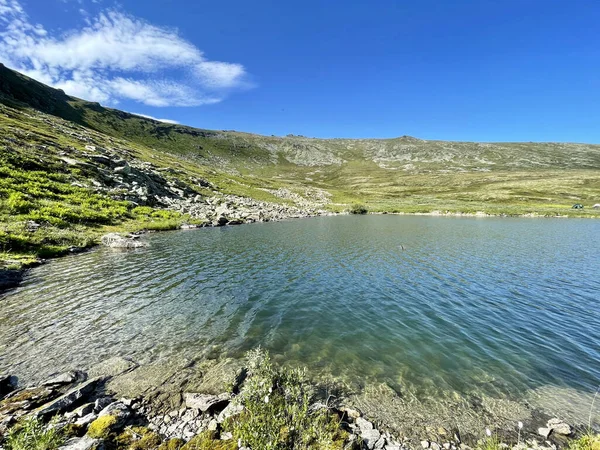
[{"xmin": 1, "ymin": 63, "xmax": 600, "ymax": 269}]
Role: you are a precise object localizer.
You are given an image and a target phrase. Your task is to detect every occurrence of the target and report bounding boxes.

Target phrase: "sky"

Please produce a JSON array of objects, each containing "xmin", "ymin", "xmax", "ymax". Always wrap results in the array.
[{"xmin": 1, "ymin": 0, "xmax": 599, "ymax": 142}]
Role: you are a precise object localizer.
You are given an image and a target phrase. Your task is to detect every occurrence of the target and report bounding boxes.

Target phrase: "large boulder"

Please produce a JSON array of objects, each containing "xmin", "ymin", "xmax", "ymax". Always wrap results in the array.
[
  {"xmin": 36, "ymin": 377, "xmax": 103, "ymax": 417},
  {"xmin": 184, "ymin": 393, "xmax": 229, "ymax": 412}
]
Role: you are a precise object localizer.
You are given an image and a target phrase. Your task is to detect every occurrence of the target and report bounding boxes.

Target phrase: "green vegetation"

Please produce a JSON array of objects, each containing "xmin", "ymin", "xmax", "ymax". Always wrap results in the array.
[
  {"xmin": 1, "ymin": 63, "xmax": 600, "ymax": 271},
  {"xmin": 223, "ymin": 348, "xmax": 349, "ymax": 450},
  {"xmin": 568, "ymin": 433, "xmax": 600, "ymax": 450},
  {"xmin": 349, "ymin": 204, "xmax": 368, "ymax": 214},
  {"xmin": 87, "ymin": 415, "xmax": 118, "ymax": 440},
  {"xmin": 4, "ymin": 416, "xmax": 64, "ymax": 450}
]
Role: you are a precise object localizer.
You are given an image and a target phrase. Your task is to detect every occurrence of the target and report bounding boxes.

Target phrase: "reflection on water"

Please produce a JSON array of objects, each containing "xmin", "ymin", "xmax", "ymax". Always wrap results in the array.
[{"xmin": 1, "ymin": 215, "xmax": 599, "ymax": 420}]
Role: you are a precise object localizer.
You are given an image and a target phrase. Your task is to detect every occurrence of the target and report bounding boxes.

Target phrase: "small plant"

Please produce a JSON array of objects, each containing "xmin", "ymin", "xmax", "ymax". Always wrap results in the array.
[
  {"xmin": 4, "ymin": 416, "xmax": 64, "ymax": 450},
  {"xmin": 477, "ymin": 428, "xmax": 502, "ymax": 450},
  {"xmin": 349, "ymin": 204, "xmax": 368, "ymax": 215},
  {"xmin": 224, "ymin": 348, "xmax": 347, "ymax": 450}
]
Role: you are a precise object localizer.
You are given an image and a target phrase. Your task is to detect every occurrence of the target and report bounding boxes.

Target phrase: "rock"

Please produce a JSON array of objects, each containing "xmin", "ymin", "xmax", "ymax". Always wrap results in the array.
[
  {"xmin": 43, "ymin": 370, "xmax": 87, "ymax": 386},
  {"xmin": 356, "ymin": 416, "xmax": 374, "ymax": 431},
  {"xmin": 94, "ymin": 397, "xmax": 113, "ymax": 412},
  {"xmin": 75, "ymin": 413, "xmax": 98, "ymax": 427},
  {"xmin": 422, "ymin": 441, "xmax": 431, "ymax": 449},
  {"xmin": 373, "ymin": 436, "xmax": 386, "ymax": 449},
  {"xmin": 98, "ymin": 402, "xmax": 131, "ymax": 427},
  {"xmin": 36, "ymin": 377, "xmax": 102, "ymax": 417},
  {"xmin": 538, "ymin": 428, "xmax": 552, "ymax": 439},
  {"xmin": 60, "ymin": 436, "xmax": 104, "ymax": 450},
  {"xmin": 340, "ymin": 406, "xmax": 361, "ymax": 421},
  {"xmin": 207, "ymin": 419, "xmax": 218, "ymax": 432},
  {"xmin": 431, "ymin": 443, "xmax": 442, "ymax": 450},
  {"xmin": 217, "ymin": 403, "xmax": 244, "ymax": 423},
  {"xmin": 184, "ymin": 393, "xmax": 229, "ymax": 412},
  {"xmin": 0, "ymin": 375, "xmax": 17, "ymax": 399},
  {"xmin": 362, "ymin": 428, "xmax": 382, "ymax": 449},
  {"xmin": 221, "ymin": 431, "xmax": 233, "ymax": 440},
  {"xmin": 100, "ymin": 233, "xmax": 147, "ymax": 249},
  {"xmin": 547, "ymin": 418, "xmax": 571, "ymax": 435}
]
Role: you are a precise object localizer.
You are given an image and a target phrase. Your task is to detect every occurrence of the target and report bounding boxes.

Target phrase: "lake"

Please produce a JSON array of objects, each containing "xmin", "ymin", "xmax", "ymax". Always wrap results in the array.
[{"xmin": 1, "ymin": 215, "xmax": 599, "ymax": 425}]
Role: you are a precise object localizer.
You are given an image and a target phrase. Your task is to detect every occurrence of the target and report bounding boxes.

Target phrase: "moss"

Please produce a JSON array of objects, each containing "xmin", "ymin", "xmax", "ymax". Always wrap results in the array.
[
  {"xmin": 158, "ymin": 438, "xmax": 185, "ymax": 450},
  {"xmin": 180, "ymin": 431, "xmax": 236, "ymax": 450},
  {"xmin": 129, "ymin": 431, "xmax": 162, "ymax": 450},
  {"xmin": 87, "ymin": 415, "xmax": 117, "ymax": 440}
]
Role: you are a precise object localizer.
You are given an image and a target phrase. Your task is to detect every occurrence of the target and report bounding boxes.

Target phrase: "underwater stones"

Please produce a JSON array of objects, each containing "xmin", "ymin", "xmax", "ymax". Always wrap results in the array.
[
  {"xmin": 184, "ymin": 393, "xmax": 229, "ymax": 412},
  {"xmin": 101, "ymin": 233, "xmax": 147, "ymax": 249}
]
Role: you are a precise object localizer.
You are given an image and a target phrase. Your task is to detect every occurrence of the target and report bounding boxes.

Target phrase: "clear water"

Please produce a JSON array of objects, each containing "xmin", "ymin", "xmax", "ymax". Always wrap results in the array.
[{"xmin": 1, "ymin": 215, "xmax": 599, "ymax": 408}]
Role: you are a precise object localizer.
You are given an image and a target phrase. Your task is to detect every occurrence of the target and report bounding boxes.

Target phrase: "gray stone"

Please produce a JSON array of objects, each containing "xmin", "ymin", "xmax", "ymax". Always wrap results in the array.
[
  {"xmin": 75, "ymin": 413, "xmax": 97, "ymax": 427},
  {"xmin": 547, "ymin": 418, "xmax": 571, "ymax": 435},
  {"xmin": 362, "ymin": 428, "xmax": 382, "ymax": 449},
  {"xmin": 94, "ymin": 397, "xmax": 113, "ymax": 412},
  {"xmin": 217, "ymin": 403, "xmax": 244, "ymax": 423},
  {"xmin": 356, "ymin": 416, "xmax": 374, "ymax": 431},
  {"xmin": 207, "ymin": 418, "xmax": 218, "ymax": 432},
  {"xmin": 421, "ymin": 441, "xmax": 431, "ymax": 449},
  {"xmin": 98, "ymin": 402, "xmax": 131, "ymax": 428},
  {"xmin": 374, "ymin": 436, "xmax": 386, "ymax": 449},
  {"xmin": 36, "ymin": 377, "xmax": 102, "ymax": 417},
  {"xmin": 59, "ymin": 436, "xmax": 104, "ymax": 450},
  {"xmin": 184, "ymin": 393, "xmax": 230, "ymax": 412},
  {"xmin": 431, "ymin": 443, "xmax": 442, "ymax": 450},
  {"xmin": 43, "ymin": 370, "xmax": 87, "ymax": 386},
  {"xmin": 538, "ymin": 428, "xmax": 552, "ymax": 439}
]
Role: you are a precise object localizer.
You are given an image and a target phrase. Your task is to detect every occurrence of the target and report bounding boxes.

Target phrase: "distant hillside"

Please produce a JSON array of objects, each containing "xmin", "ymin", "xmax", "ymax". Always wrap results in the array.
[{"xmin": 1, "ymin": 63, "xmax": 600, "ymax": 269}]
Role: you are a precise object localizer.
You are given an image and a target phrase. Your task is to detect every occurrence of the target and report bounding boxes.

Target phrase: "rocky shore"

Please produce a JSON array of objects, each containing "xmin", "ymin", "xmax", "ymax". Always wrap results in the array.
[{"xmin": 0, "ymin": 355, "xmax": 583, "ymax": 450}]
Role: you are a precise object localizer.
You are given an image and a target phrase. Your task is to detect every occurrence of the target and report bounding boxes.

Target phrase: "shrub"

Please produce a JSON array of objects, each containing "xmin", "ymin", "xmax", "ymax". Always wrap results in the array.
[
  {"xmin": 349, "ymin": 204, "xmax": 368, "ymax": 215},
  {"xmin": 4, "ymin": 416, "xmax": 64, "ymax": 450},
  {"xmin": 224, "ymin": 348, "xmax": 347, "ymax": 450}
]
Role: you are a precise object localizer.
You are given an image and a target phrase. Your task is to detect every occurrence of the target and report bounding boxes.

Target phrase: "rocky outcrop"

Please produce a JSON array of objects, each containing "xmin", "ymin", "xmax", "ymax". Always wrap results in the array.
[{"xmin": 100, "ymin": 233, "xmax": 147, "ymax": 249}]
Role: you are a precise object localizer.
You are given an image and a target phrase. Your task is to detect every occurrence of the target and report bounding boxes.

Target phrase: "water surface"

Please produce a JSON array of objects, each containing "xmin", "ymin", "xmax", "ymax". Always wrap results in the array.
[{"xmin": 1, "ymin": 215, "xmax": 599, "ymax": 414}]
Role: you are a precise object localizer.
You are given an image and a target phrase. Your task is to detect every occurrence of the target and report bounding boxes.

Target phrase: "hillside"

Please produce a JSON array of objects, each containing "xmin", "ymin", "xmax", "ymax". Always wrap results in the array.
[{"xmin": 1, "ymin": 63, "xmax": 600, "ymax": 271}]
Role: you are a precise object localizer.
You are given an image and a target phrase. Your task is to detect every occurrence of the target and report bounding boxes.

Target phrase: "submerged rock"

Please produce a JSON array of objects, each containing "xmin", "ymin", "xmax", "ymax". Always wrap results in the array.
[{"xmin": 100, "ymin": 233, "xmax": 147, "ymax": 249}]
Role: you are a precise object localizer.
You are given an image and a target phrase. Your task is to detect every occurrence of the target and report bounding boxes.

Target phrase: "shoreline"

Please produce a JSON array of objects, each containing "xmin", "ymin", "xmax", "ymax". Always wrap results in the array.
[
  {"xmin": 2, "ymin": 206, "xmax": 598, "ymax": 293},
  {"xmin": 0, "ymin": 352, "xmax": 594, "ymax": 450}
]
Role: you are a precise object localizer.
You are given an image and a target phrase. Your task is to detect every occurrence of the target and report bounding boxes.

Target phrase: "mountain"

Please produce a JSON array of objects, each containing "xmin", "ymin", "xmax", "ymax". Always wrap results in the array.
[{"xmin": 1, "ymin": 63, "xmax": 599, "ymax": 269}]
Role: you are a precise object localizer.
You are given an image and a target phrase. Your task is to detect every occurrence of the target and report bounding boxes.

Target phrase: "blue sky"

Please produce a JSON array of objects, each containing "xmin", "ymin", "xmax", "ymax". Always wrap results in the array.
[{"xmin": 1, "ymin": 0, "xmax": 599, "ymax": 142}]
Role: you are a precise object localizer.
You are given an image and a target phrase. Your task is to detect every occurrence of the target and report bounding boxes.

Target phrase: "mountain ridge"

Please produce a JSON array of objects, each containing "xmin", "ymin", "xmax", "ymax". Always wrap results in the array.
[{"xmin": 1, "ymin": 64, "xmax": 600, "ymax": 273}]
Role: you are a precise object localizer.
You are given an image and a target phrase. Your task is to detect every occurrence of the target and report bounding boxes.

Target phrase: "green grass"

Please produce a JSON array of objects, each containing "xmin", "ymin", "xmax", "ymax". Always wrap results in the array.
[
  {"xmin": 223, "ymin": 348, "xmax": 349, "ymax": 450},
  {"xmin": 4, "ymin": 416, "xmax": 64, "ymax": 450},
  {"xmin": 1, "ymin": 62, "xmax": 600, "ymax": 272}
]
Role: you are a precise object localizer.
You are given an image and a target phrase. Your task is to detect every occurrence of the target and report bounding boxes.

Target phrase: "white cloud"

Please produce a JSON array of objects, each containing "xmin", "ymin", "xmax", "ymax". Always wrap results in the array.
[
  {"xmin": 130, "ymin": 112, "xmax": 179, "ymax": 124},
  {"xmin": 0, "ymin": 1, "xmax": 251, "ymax": 107}
]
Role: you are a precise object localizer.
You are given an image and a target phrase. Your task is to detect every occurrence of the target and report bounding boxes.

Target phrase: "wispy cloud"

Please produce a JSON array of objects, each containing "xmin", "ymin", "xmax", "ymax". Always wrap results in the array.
[
  {"xmin": 130, "ymin": 112, "xmax": 179, "ymax": 124},
  {"xmin": 0, "ymin": 0, "xmax": 251, "ymax": 107}
]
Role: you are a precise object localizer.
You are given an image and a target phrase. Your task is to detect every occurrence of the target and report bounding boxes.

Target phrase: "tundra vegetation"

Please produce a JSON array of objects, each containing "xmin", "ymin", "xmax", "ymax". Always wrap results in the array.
[{"xmin": 1, "ymin": 65, "xmax": 600, "ymax": 269}]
